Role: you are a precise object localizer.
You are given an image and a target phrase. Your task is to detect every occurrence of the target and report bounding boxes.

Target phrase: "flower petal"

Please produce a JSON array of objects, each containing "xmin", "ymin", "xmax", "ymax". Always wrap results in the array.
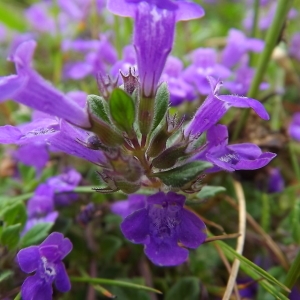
[
  {"xmin": 177, "ymin": 209, "xmax": 206, "ymax": 249},
  {"xmin": 0, "ymin": 125, "xmax": 22, "ymax": 143},
  {"xmin": 54, "ymin": 261, "xmax": 71, "ymax": 292},
  {"xmin": 17, "ymin": 246, "xmax": 39, "ymax": 273},
  {"xmin": 48, "ymin": 120, "xmax": 106, "ymax": 164},
  {"xmin": 176, "ymin": 2, "xmax": 205, "ymax": 21},
  {"xmin": 234, "ymin": 152, "xmax": 277, "ymax": 170},
  {"xmin": 21, "ymin": 274, "xmax": 53, "ymax": 300},
  {"xmin": 107, "ymin": 0, "xmax": 135, "ymax": 17},
  {"xmin": 121, "ymin": 208, "xmax": 150, "ymax": 244},
  {"xmin": 0, "ymin": 75, "xmax": 28, "ymax": 102},
  {"xmin": 41, "ymin": 232, "xmax": 64, "ymax": 247},
  {"xmin": 144, "ymin": 238, "xmax": 188, "ymax": 266},
  {"xmin": 217, "ymin": 95, "xmax": 269, "ymax": 120}
]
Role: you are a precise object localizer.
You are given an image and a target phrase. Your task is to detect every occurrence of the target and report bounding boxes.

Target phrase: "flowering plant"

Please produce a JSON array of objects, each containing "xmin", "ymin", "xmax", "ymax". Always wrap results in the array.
[{"xmin": 0, "ymin": 0, "xmax": 299, "ymax": 299}]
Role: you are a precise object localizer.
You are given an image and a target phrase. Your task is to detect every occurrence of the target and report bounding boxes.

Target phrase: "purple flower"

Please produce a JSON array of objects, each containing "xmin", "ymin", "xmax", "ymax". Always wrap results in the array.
[
  {"xmin": 290, "ymin": 286, "xmax": 300, "ymax": 300},
  {"xmin": 185, "ymin": 76, "xmax": 269, "ymax": 136},
  {"xmin": 289, "ymin": 33, "xmax": 300, "ymax": 61},
  {"xmin": 267, "ymin": 168, "xmax": 284, "ymax": 193},
  {"xmin": 121, "ymin": 192, "xmax": 206, "ymax": 266},
  {"xmin": 22, "ymin": 212, "xmax": 59, "ymax": 236},
  {"xmin": 17, "ymin": 232, "xmax": 72, "ymax": 300},
  {"xmin": 160, "ymin": 56, "xmax": 196, "ymax": 105},
  {"xmin": 222, "ymin": 29, "xmax": 264, "ymax": 68},
  {"xmin": 0, "ymin": 40, "xmax": 90, "ymax": 128},
  {"xmin": 27, "ymin": 184, "xmax": 55, "ymax": 218},
  {"xmin": 194, "ymin": 124, "xmax": 276, "ymax": 172},
  {"xmin": 183, "ymin": 48, "xmax": 231, "ymax": 95},
  {"xmin": 107, "ymin": 0, "xmax": 204, "ymax": 97},
  {"xmin": 63, "ymin": 35, "xmax": 118, "ymax": 80},
  {"xmin": 289, "ymin": 113, "xmax": 300, "ymax": 141},
  {"xmin": 111, "ymin": 194, "xmax": 146, "ymax": 219},
  {"xmin": 47, "ymin": 169, "xmax": 82, "ymax": 206},
  {"xmin": 25, "ymin": 3, "xmax": 56, "ymax": 34},
  {"xmin": 224, "ymin": 64, "xmax": 269, "ymax": 95}
]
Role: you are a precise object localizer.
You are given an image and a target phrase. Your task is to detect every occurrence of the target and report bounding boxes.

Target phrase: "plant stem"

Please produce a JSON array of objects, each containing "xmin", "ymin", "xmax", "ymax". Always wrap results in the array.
[
  {"xmin": 222, "ymin": 180, "xmax": 246, "ymax": 300},
  {"xmin": 284, "ymin": 250, "xmax": 300, "ymax": 296},
  {"xmin": 232, "ymin": 0, "xmax": 294, "ymax": 140},
  {"xmin": 289, "ymin": 142, "xmax": 300, "ymax": 182}
]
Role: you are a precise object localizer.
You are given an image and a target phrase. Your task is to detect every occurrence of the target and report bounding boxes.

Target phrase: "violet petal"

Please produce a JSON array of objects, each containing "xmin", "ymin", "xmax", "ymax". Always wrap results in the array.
[{"xmin": 17, "ymin": 246, "xmax": 39, "ymax": 273}]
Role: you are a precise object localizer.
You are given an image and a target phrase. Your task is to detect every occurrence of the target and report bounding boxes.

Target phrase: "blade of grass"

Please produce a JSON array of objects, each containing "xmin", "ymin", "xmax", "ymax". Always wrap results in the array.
[{"xmin": 70, "ymin": 277, "xmax": 163, "ymax": 294}]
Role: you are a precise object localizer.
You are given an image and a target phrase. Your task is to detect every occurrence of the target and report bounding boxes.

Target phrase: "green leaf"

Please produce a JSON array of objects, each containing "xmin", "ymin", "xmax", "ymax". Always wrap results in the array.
[
  {"xmin": 109, "ymin": 88, "xmax": 136, "ymax": 133},
  {"xmin": 291, "ymin": 199, "xmax": 300, "ymax": 243},
  {"xmin": 151, "ymin": 83, "xmax": 169, "ymax": 132},
  {"xmin": 165, "ymin": 277, "xmax": 200, "ymax": 300},
  {"xmin": 99, "ymin": 235, "xmax": 122, "ymax": 261},
  {"xmin": 20, "ymin": 222, "xmax": 54, "ymax": 248},
  {"xmin": 0, "ymin": 270, "xmax": 13, "ymax": 283},
  {"xmin": 1, "ymin": 224, "xmax": 21, "ymax": 249},
  {"xmin": 0, "ymin": 3, "xmax": 27, "ymax": 31},
  {"xmin": 87, "ymin": 95, "xmax": 111, "ymax": 124},
  {"xmin": 197, "ymin": 186, "xmax": 226, "ymax": 199},
  {"xmin": 216, "ymin": 239, "xmax": 290, "ymax": 298},
  {"xmin": 2, "ymin": 202, "xmax": 27, "ymax": 228},
  {"xmin": 153, "ymin": 161, "xmax": 212, "ymax": 187},
  {"xmin": 70, "ymin": 276, "xmax": 162, "ymax": 294}
]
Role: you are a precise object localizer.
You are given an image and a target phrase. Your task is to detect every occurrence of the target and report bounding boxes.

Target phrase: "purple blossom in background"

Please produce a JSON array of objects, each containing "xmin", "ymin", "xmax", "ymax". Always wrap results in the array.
[
  {"xmin": 111, "ymin": 194, "xmax": 146, "ymax": 219},
  {"xmin": 17, "ymin": 232, "xmax": 72, "ymax": 300},
  {"xmin": 183, "ymin": 48, "xmax": 231, "ymax": 95},
  {"xmin": 194, "ymin": 124, "xmax": 276, "ymax": 172},
  {"xmin": 63, "ymin": 35, "xmax": 118, "ymax": 80},
  {"xmin": 221, "ymin": 29, "xmax": 264, "ymax": 68},
  {"xmin": 160, "ymin": 56, "xmax": 196, "ymax": 105},
  {"xmin": 267, "ymin": 168, "xmax": 284, "ymax": 193},
  {"xmin": 110, "ymin": 45, "xmax": 137, "ymax": 83},
  {"xmin": 47, "ymin": 168, "xmax": 82, "ymax": 206},
  {"xmin": 289, "ymin": 33, "xmax": 300, "ymax": 61},
  {"xmin": 290, "ymin": 286, "xmax": 300, "ymax": 300},
  {"xmin": 184, "ymin": 76, "xmax": 269, "ymax": 136},
  {"xmin": 27, "ymin": 184, "xmax": 55, "ymax": 218},
  {"xmin": 25, "ymin": 3, "xmax": 56, "ymax": 34},
  {"xmin": 0, "ymin": 40, "xmax": 90, "ymax": 128},
  {"xmin": 289, "ymin": 113, "xmax": 300, "ymax": 141},
  {"xmin": 107, "ymin": 0, "xmax": 205, "ymax": 97},
  {"xmin": 121, "ymin": 192, "xmax": 206, "ymax": 266},
  {"xmin": 224, "ymin": 64, "xmax": 269, "ymax": 95},
  {"xmin": 244, "ymin": 1, "xmax": 297, "ymax": 32},
  {"xmin": 22, "ymin": 212, "xmax": 59, "ymax": 237}
]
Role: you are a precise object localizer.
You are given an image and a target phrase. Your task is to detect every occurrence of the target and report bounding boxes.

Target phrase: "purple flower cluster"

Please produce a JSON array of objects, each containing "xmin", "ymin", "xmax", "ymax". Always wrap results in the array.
[{"xmin": 0, "ymin": 0, "xmax": 279, "ymax": 277}]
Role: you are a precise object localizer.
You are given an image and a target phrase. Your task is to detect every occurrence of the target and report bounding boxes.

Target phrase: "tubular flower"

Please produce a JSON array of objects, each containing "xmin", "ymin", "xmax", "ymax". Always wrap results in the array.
[
  {"xmin": 107, "ymin": 0, "xmax": 204, "ymax": 97},
  {"xmin": 121, "ymin": 192, "xmax": 206, "ymax": 266}
]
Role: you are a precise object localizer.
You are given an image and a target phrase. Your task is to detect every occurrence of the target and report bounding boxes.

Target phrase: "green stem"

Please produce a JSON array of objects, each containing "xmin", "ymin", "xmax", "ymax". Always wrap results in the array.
[
  {"xmin": 250, "ymin": 0, "xmax": 260, "ymax": 39},
  {"xmin": 70, "ymin": 277, "xmax": 162, "ymax": 294},
  {"xmin": 261, "ymin": 193, "xmax": 270, "ymax": 232},
  {"xmin": 289, "ymin": 142, "xmax": 300, "ymax": 182},
  {"xmin": 284, "ymin": 250, "xmax": 300, "ymax": 295},
  {"xmin": 232, "ymin": 0, "xmax": 294, "ymax": 140}
]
